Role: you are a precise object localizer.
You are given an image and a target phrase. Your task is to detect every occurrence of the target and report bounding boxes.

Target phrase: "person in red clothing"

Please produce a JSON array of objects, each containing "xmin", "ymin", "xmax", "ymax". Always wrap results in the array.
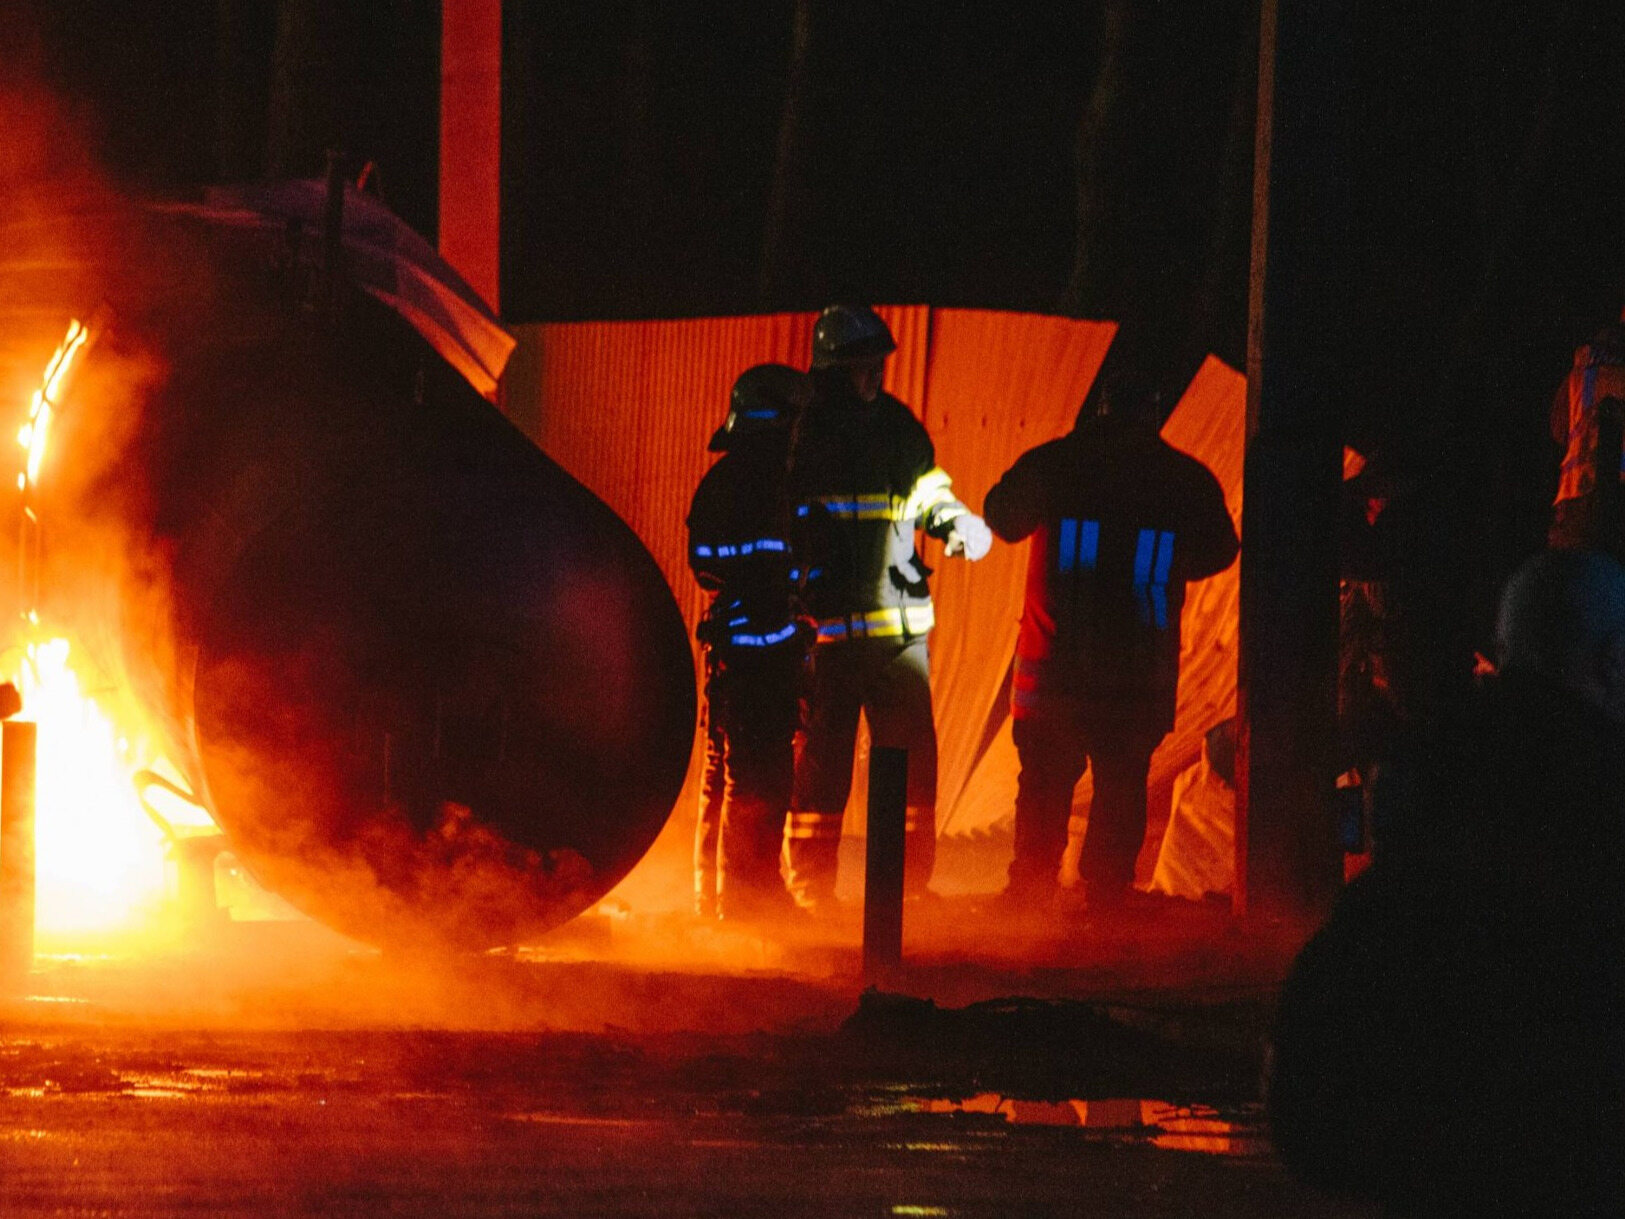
[{"xmin": 983, "ymin": 378, "xmax": 1238, "ymax": 911}]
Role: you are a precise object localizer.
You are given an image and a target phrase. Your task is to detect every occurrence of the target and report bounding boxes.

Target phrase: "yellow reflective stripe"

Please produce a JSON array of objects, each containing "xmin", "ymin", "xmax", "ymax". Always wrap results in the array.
[
  {"xmin": 814, "ymin": 604, "xmax": 935, "ymax": 643},
  {"xmin": 900, "ymin": 466, "xmax": 957, "ymax": 521},
  {"xmin": 808, "ymin": 494, "xmax": 898, "ymax": 520},
  {"xmin": 786, "ymin": 812, "xmax": 843, "ymax": 839}
]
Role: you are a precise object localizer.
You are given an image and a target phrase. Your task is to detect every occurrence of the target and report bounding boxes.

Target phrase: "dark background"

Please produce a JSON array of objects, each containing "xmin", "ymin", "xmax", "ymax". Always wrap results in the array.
[{"xmin": 20, "ymin": 0, "xmax": 1625, "ymax": 654}]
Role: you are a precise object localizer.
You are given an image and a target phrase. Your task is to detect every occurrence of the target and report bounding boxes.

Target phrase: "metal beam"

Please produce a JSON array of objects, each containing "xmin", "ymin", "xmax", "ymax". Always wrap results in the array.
[{"xmin": 1236, "ymin": 0, "xmax": 1350, "ymax": 919}]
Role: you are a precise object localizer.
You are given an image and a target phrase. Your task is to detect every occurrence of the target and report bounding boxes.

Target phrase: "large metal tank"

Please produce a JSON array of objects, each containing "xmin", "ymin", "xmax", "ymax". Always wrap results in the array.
[{"xmin": 20, "ymin": 198, "xmax": 696, "ymax": 951}]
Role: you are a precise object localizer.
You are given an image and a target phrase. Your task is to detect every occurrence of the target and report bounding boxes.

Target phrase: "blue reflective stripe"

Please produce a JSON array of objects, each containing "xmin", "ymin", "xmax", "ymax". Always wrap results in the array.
[
  {"xmin": 1057, "ymin": 518, "xmax": 1077, "ymax": 573},
  {"xmin": 1057, "ymin": 518, "xmax": 1101, "ymax": 574},
  {"xmin": 804, "ymin": 494, "xmax": 898, "ymax": 520},
  {"xmin": 694, "ymin": 537, "xmax": 788, "ymax": 560},
  {"xmin": 1152, "ymin": 531, "xmax": 1175, "ymax": 629},
  {"xmin": 1126, "ymin": 530, "xmax": 1176, "ymax": 629},
  {"xmin": 729, "ymin": 623, "xmax": 800, "ymax": 648},
  {"xmin": 1078, "ymin": 519, "xmax": 1099, "ymax": 571},
  {"xmin": 1153, "ymin": 531, "xmax": 1174, "ymax": 583},
  {"xmin": 1133, "ymin": 529, "xmax": 1155, "ymax": 625}
]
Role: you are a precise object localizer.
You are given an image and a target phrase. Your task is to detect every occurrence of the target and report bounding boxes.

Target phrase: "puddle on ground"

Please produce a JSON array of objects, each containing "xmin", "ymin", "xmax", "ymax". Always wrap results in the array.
[{"xmin": 894, "ymin": 1093, "xmax": 1270, "ymax": 1157}]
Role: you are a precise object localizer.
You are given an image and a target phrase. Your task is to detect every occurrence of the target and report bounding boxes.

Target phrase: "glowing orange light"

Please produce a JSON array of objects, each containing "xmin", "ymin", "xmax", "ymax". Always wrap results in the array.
[
  {"xmin": 19, "ymin": 318, "xmax": 88, "ymax": 490},
  {"xmin": 5, "ymin": 314, "xmax": 223, "ymax": 948},
  {"xmin": 9, "ymin": 639, "xmax": 169, "ymax": 934}
]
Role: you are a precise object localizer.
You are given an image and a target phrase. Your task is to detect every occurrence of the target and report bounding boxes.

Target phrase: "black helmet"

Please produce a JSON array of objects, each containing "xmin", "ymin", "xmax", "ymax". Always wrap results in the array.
[
  {"xmin": 1080, "ymin": 373, "xmax": 1167, "ymax": 430},
  {"xmin": 708, "ymin": 364, "xmax": 813, "ymax": 452},
  {"xmin": 810, "ymin": 304, "xmax": 896, "ymax": 370}
]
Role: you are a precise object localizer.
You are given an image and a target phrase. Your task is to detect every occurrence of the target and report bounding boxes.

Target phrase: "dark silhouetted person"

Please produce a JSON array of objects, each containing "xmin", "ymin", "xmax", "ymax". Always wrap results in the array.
[
  {"xmin": 1270, "ymin": 548, "xmax": 1625, "ymax": 1216},
  {"xmin": 785, "ymin": 305, "xmax": 992, "ymax": 911},
  {"xmin": 688, "ymin": 364, "xmax": 812, "ymax": 923},
  {"xmin": 983, "ymin": 379, "xmax": 1238, "ymax": 912}
]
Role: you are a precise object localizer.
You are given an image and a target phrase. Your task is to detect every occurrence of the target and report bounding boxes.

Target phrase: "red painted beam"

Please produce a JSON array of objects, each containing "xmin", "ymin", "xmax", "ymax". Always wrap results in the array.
[{"xmin": 439, "ymin": 0, "xmax": 502, "ymax": 314}]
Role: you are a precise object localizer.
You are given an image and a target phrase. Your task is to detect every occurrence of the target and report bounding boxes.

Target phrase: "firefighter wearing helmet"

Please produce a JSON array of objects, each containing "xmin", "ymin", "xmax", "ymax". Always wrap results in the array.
[
  {"xmin": 687, "ymin": 363, "xmax": 814, "ymax": 924},
  {"xmin": 785, "ymin": 305, "xmax": 993, "ymax": 910}
]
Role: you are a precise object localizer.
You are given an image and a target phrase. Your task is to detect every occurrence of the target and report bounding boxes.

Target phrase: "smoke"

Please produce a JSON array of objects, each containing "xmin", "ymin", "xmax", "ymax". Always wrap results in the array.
[{"xmin": 1, "ymin": 50, "xmax": 871, "ymax": 1028}]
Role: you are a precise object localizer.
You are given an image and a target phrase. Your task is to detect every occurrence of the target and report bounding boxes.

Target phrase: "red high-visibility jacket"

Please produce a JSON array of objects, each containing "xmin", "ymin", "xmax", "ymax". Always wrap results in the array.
[{"xmin": 984, "ymin": 414, "xmax": 1237, "ymax": 730}]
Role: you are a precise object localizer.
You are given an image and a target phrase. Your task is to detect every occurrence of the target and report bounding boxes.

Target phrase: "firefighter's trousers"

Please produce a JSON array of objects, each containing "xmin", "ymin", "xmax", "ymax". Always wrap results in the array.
[
  {"xmin": 1009, "ymin": 702, "xmax": 1165, "ymax": 899},
  {"xmin": 694, "ymin": 642, "xmax": 802, "ymax": 919},
  {"xmin": 786, "ymin": 635, "xmax": 937, "ymax": 907}
]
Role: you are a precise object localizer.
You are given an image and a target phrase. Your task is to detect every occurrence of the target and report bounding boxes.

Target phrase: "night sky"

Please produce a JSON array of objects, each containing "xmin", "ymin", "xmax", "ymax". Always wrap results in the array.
[{"xmin": 19, "ymin": 0, "xmax": 1625, "ymax": 636}]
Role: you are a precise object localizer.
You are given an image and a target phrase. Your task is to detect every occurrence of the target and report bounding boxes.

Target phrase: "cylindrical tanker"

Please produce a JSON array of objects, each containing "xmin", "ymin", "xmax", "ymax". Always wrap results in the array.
[{"xmin": 18, "ymin": 200, "xmax": 695, "ymax": 951}]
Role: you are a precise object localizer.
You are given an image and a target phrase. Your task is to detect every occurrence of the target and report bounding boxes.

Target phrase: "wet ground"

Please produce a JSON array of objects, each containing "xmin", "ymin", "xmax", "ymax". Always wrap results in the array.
[{"xmin": 0, "ymin": 898, "xmax": 1374, "ymax": 1217}]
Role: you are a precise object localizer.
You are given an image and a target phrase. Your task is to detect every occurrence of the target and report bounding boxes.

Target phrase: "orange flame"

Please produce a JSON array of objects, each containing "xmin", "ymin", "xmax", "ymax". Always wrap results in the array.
[
  {"xmin": 8, "ymin": 317, "xmax": 226, "ymax": 949},
  {"xmin": 17, "ymin": 317, "xmax": 88, "ymax": 490},
  {"xmin": 10, "ymin": 638, "xmax": 172, "ymax": 936}
]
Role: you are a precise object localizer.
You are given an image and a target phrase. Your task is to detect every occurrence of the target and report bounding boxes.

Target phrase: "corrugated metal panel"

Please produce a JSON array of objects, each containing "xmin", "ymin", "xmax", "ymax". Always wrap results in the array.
[{"xmin": 925, "ymin": 310, "xmax": 1118, "ymax": 834}]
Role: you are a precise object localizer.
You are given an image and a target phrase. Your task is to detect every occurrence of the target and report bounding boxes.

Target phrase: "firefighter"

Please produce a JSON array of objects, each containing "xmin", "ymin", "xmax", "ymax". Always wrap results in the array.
[
  {"xmin": 983, "ymin": 377, "xmax": 1238, "ymax": 912},
  {"xmin": 688, "ymin": 364, "xmax": 813, "ymax": 923},
  {"xmin": 784, "ymin": 305, "xmax": 992, "ymax": 911},
  {"xmin": 1549, "ymin": 319, "xmax": 1625, "ymax": 553}
]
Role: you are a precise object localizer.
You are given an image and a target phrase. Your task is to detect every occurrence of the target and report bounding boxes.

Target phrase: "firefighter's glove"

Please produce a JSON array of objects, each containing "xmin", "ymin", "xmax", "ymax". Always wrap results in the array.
[{"xmin": 944, "ymin": 513, "xmax": 993, "ymax": 561}]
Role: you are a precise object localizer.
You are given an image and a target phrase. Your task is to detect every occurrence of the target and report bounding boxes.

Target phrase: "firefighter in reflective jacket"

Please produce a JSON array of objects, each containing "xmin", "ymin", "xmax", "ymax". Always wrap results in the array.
[
  {"xmin": 688, "ymin": 364, "xmax": 813, "ymax": 922},
  {"xmin": 785, "ymin": 305, "xmax": 993, "ymax": 909},
  {"xmin": 983, "ymin": 379, "xmax": 1238, "ymax": 910}
]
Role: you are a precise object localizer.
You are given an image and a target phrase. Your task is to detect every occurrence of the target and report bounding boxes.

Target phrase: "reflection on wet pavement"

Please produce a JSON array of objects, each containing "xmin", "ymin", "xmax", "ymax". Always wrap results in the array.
[
  {"xmin": 902, "ymin": 1093, "xmax": 1269, "ymax": 1156},
  {"xmin": 0, "ymin": 1027, "xmax": 1373, "ymax": 1217}
]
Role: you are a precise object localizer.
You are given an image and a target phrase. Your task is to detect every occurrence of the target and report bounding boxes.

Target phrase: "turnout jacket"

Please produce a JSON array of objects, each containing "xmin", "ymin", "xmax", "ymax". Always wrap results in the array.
[
  {"xmin": 984, "ymin": 414, "xmax": 1237, "ymax": 730},
  {"xmin": 790, "ymin": 373, "xmax": 968, "ymax": 643},
  {"xmin": 687, "ymin": 432, "xmax": 801, "ymax": 652}
]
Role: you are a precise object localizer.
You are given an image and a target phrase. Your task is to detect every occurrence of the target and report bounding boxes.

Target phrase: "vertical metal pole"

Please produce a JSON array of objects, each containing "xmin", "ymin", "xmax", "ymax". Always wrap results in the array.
[
  {"xmin": 1594, "ymin": 397, "xmax": 1623, "ymax": 559},
  {"xmin": 1236, "ymin": 0, "xmax": 1350, "ymax": 920},
  {"xmin": 440, "ymin": 0, "xmax": 504, "ymax": 312},
  {"xmin": 1, "ymin": 721, "xmax": 38, "ymax": 985},
  {"xmin": 321, "ymin": 148, "xmax": 347, "ymax": 323},
  {"xmin": 862, "ymin": 746, "xmax": 908, "ymax": 983}
]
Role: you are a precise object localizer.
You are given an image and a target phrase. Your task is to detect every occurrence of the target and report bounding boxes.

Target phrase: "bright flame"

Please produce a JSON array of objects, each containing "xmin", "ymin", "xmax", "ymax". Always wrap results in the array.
[
  {"xmin": 9, "ymin": 637, "xmax": 175, "ymax": 935},
  {"xmin": 4, "ymin": 316, "xmax": 230, "ymax": 947},
  {"xmin": 19, "ymin": 318, "xmax": 88, "ymax": 489}
]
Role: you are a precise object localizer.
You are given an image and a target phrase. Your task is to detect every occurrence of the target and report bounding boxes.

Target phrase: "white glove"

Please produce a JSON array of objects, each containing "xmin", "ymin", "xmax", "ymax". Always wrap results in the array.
[{"xmin": 945, "ymin": 513, "xmax": 993, "ymax": 561}]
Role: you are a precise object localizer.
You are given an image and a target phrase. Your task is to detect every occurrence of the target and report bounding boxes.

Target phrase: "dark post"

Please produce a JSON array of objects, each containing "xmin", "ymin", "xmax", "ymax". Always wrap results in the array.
[
  {"xmin": 1235, "ymin": 0, "xmax": 1351, "ymax": 919},
  {"xmin": 1594, "ymin": 397, "xmax": 1623, "ymax": 559},
  {"xmin": 0, "ymin": 721, "xmax": 38, "ymax": 985},
  {"xmin": 321, "ymin": 148, "xmax": 347, "ymax": 323},
  {"xmin": 862, "ymin": 746, "xmax": 908, "ymax": 982}
]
